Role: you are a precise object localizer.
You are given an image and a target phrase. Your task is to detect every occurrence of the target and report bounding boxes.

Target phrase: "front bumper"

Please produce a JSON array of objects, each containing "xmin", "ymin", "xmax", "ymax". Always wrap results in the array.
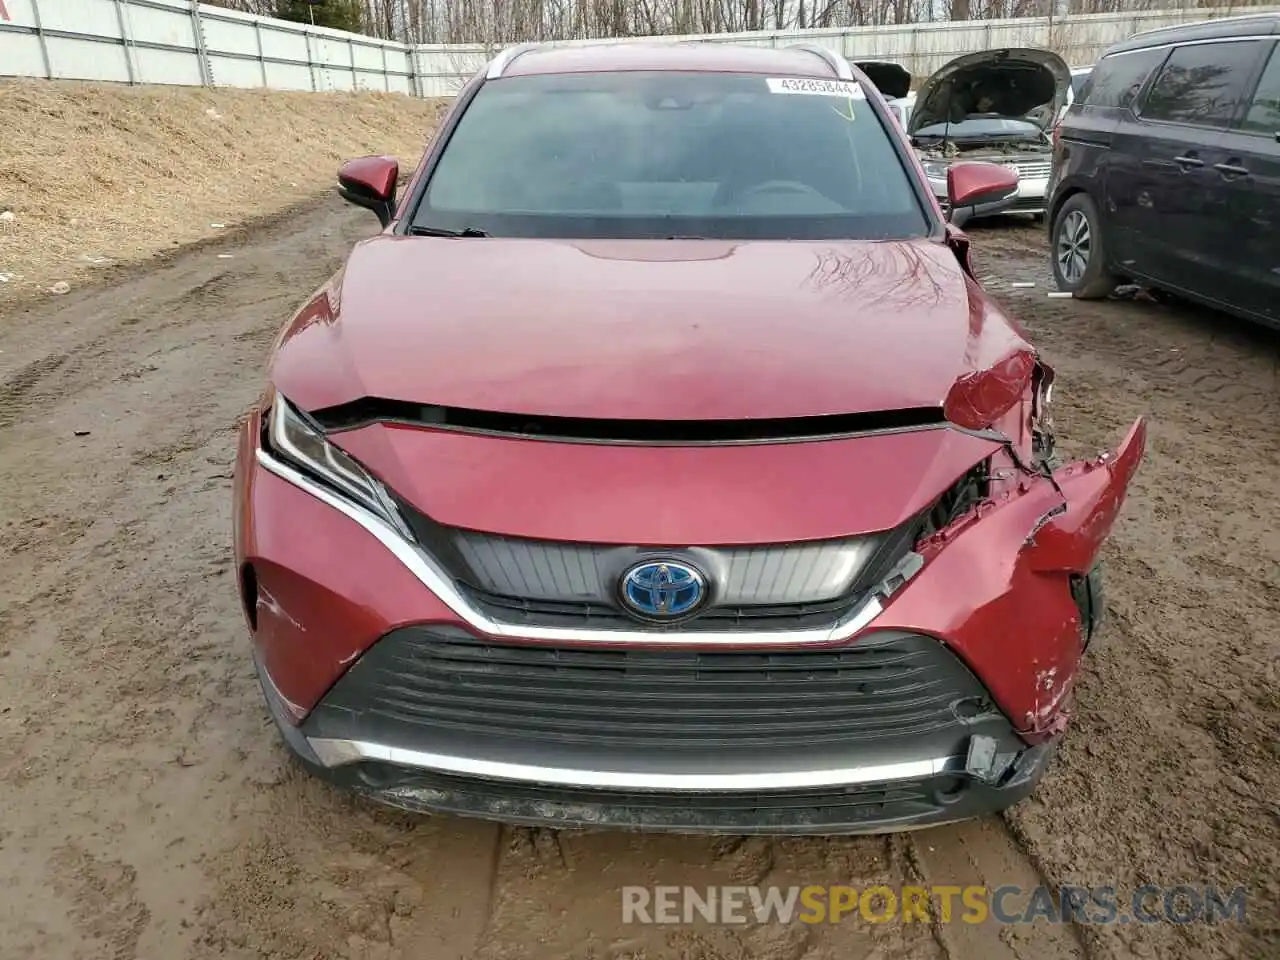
[
  {"xmin": 256, "ymin": 636, "xmax": 1058, "ymax": 834},
  {"xmin": 1007, "ymin": 174, "xmax": 1050, "ymax": 214},
  {"xmin": 234, "ymin": 410, "xmax": 1145, "ymax": 833}
]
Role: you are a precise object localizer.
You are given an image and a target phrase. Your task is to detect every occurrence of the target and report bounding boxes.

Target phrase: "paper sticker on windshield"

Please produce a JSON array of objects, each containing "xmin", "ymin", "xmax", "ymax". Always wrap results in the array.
[{"xmin": 767, "ymin": 77, "xmax": 865, "ymax": 99}]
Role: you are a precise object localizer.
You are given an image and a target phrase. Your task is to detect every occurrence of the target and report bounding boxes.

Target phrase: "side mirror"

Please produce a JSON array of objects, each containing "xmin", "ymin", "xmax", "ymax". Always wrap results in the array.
[
  {"xmin": 337, "ymin": 156, "xmax": 399, "ymax": 228},
  {"xmin": 946, "ymin": 161, "xmax": 1019, "ymax": 227}
]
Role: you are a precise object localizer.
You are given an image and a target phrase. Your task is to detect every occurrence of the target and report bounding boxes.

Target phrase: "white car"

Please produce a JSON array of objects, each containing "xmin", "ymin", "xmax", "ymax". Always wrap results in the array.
[
  {"xmin": 887, "ymin": 91, "xmax": 916, "ymax": 128},
  {"xmin": 1053, "ymin": 65, "xmax": 1095, "ymax": 126},
  {"xmin": 1067, "ymin": 65, "xmax": 1094, "ymax": 109},
  {"xmin": 906, "ymin": 48, "xmax": 1071, "ymax": 222}
]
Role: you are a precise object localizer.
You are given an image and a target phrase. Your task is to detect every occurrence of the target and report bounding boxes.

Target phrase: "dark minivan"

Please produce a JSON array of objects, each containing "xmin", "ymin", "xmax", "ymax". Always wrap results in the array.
[{"xmin": 1048, "ymin": 13, "xmax": 1280, "ymax": 328}]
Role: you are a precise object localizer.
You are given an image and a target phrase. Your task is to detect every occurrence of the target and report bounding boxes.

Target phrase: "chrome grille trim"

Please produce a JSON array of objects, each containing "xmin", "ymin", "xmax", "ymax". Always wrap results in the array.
[
  {"xmin": 1008, "ymin": 159, "xmax": 1053, "ymax": 178},
  {"xmin": 256, "ymin": 448, "xmax": 890, "ymax": 645}
]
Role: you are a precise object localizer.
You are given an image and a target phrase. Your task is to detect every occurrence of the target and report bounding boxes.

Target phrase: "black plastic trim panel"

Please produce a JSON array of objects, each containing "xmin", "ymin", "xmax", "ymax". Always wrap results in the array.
[
  {"xmin": 311, "ymin": 398, "xmax": 947, "ymax": 444},
  {"xmin": 301, "ymin": 627, "xmax": 1023, "ymax": 769}
]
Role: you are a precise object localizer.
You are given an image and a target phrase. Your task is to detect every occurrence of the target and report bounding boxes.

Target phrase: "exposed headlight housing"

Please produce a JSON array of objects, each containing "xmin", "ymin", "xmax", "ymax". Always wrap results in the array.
[
  {"xmin": 921, "ymin": 159, "xmax": 951, "ymax": 179},
  {"xmin": 267, "ymin": 397, "xmax": 415, "ymax": 542},
  {"xmin": 1031, "ymin": 362, "xmax": 1056, "ymax": 463}
]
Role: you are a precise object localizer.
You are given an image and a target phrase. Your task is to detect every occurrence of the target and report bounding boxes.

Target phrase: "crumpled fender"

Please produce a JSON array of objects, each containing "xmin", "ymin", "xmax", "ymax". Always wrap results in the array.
[
  {"xmin": 867, "ymin": 417, "xmax": 1147, "ymax": 743},
  {"xmin": 1025, "ymin": 418, "xmax": 1146, "ymax": 573}
]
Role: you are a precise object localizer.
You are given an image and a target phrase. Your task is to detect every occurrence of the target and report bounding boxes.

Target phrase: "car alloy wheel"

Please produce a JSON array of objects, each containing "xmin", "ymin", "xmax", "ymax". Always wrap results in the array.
[
  {"xmin": 1056, "ymin": 209, "xmax": 1091, "ymax": 285},
  {"xmin": 1050, "ymin": 193, "xmax": 1116, "ymax": 300}
]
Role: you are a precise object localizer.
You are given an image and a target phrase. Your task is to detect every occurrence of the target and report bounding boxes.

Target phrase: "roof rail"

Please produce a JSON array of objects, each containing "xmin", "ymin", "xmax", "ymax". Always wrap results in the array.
[
  {"xmin": 1128, "ymin": 10, "xmax": 1278, "ymax": 41},
  {"xmin": 486, "ymin": 42, "xmax": 541, "ymax": 80},
  {"xmin": 787, "ymin": 42, "xmax": 854, "ymax": 81}
]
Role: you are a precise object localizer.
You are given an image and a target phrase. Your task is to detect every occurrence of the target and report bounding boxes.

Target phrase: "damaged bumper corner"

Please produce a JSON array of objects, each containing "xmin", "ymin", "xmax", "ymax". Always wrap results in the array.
[
  {"xmin": 1026, "ymin": 417, "xmax": 1147, "ymax": 573},
  {"xmin": 871, "ymin": 417, "xmax": 1147, "ymax": 744}
]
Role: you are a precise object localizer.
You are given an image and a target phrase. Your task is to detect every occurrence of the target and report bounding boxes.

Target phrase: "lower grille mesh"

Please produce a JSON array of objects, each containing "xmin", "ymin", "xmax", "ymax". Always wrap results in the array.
[{"xmin": 308, "ymin": 627, "xmax": 1000, "ymax": 758}]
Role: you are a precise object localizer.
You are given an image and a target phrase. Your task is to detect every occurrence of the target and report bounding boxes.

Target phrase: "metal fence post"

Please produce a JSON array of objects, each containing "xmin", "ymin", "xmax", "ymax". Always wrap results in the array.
[
  {"xmin": 253, "ymin": 21, "xmax": 267, "ymax": 87},
  {"xmin": 190, "ymin": 0, "xmax": 212, "ymax": 85},
  {"xmin": 303, "ymin": 28, "xmax": 318, "ymax": 91},
  {"xmin": 379, "ymin": 43, "xmax": 389, "ymax": 92},
  {"xmin": 28, "ymin": 0, "xmax": 53, "ymax": 79},
  {"xmin": 348, "ymin": 36, "xmax": 356, "ymax": 90},
  {"xmin": 113, "ymin": 0, "xmax": 137, "ymax": 84}
]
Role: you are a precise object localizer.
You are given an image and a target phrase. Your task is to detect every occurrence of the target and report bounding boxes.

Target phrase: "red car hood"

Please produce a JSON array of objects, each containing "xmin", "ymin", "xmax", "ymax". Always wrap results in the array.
[
  {"xmin": 271, "ymin": 235, "xmax": 1034, "ymax": 421},
  {"xmin": 332, "ymin": 422, "xmax": 1004, "ymax": 543}
]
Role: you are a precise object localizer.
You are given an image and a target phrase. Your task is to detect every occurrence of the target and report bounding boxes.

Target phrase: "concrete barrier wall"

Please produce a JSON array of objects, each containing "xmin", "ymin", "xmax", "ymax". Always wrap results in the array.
[
  {"xmin": 0, "ymin": 0, "xmax": 417, "ymax": 93},
  {"xmin": 1, "ymin": 1, "xmax": 1274, "ymax": 98}
]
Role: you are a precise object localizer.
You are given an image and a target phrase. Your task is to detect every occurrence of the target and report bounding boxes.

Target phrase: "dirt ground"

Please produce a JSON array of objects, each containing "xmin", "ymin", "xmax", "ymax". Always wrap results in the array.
[
  {"xmin": 0, "ymin": 203, "xmax": 1276, "ymax": 960},
  {"xmin": 0, "ymin": 80, "xmax": 444, "ymax": 303}
]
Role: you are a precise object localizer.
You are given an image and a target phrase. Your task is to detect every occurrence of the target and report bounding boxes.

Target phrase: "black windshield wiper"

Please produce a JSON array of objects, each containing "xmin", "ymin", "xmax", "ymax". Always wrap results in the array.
[{"xmin": 408, "ymin": 225, "xmax": 490, "ymax": 238}]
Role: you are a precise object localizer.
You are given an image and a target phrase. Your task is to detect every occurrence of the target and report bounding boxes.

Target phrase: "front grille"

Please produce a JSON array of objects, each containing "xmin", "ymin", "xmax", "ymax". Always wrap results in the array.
[
  {"xmin": 392, "ymin": 494, "xmax": 922, "ymax": 630},
  {"xmin": 304, "ymin": 627, "xmax": 1013, "ymax": 768},
  {"xmin": 381, "ymin": 449, "xmax": 997, "ymax": 634},
  {"xmin": 450, "ymin": 530, "xmax": 878, "ymax": 606},
  {"xmin": 465, "ymin": 585, "xmax": 857, "ymax": 632},
  {"xmin": 1007, "ymin": 158, "xmax": 1052, "ymax": 178}
]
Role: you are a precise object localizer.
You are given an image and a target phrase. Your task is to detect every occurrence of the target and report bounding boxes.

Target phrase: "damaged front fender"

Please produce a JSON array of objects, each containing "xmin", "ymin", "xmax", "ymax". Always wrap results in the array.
[
  {"xmin": 1025, "ymin": 418, "xmax": 1146, "ymax": 573},
  {"xmin": 867, "ymin": 417, "xmax": 1147, "ymax": 743}
]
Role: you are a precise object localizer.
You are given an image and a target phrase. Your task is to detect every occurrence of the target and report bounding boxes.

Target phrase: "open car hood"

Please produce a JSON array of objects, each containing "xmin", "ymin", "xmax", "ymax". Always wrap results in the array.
[
  {"xmin": 908, "ymin": 48, "xmax": 1071, "ymax": 135},
  {"xmin": 853, "ymin": 60, "xmax": 913, "ymax": 100}
]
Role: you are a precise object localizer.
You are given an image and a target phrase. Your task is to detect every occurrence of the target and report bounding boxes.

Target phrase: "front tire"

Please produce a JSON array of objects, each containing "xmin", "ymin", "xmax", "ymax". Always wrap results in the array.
[{"xmin": 1051, "ymin": 193, "xmax": 1117, "ymax": 299}]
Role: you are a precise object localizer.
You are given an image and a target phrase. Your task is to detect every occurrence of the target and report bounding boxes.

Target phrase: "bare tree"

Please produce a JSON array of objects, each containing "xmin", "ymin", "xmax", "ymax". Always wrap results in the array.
[{"xmin": 203, "ymin": 0, "xmax": 1268, "ymax": 45}]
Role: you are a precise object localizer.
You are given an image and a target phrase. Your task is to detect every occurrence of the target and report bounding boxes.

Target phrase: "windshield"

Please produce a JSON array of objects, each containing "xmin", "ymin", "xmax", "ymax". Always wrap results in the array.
[
  {"xmin": 414, "ymin": 71, "xmax": 930, "ymax": 241},
  {"xmin": 914, "ymin": 117, "xmax": 1044, "ymax": 140}
]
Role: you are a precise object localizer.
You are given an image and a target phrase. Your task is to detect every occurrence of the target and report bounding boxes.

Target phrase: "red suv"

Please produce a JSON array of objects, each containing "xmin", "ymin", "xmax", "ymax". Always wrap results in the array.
[{"xmin": 232, "ymin": 41, "xmax": 1146, "ymax": 834}]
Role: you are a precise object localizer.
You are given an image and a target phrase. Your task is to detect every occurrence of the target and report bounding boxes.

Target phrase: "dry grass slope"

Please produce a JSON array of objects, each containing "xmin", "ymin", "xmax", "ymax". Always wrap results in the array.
[{"xmin": 0, "ymin": 79, "xmax": 446, "ymax": 303}]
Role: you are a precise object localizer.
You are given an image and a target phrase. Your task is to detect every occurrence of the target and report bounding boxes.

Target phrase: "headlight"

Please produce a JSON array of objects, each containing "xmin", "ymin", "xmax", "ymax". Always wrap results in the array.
[
  {"xmin": 921, "ymin": 159, "xmax": 951, "ymax": 179},
  {"xmin": 268, "ymin": 398, "xmax": 415, "ymax": 542}
]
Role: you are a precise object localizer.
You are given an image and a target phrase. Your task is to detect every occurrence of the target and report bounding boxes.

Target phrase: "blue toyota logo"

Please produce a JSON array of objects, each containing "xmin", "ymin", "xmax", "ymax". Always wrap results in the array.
[{"xmin": 619, "ymin": 560, "xmax": 707, "ymax": 621}]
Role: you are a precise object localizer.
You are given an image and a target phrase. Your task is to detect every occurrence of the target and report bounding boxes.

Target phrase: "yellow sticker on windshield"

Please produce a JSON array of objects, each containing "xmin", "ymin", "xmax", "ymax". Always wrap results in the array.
[{"xmin": 766, "ymin": 77, "xmax": 866, "ymax": 99}]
